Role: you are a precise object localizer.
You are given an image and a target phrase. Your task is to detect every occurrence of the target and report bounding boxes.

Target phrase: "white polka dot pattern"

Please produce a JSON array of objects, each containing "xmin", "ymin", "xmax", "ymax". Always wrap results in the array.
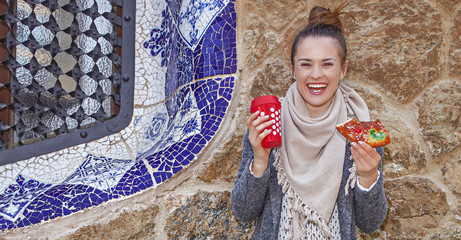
[{"xmin": 260, "ymin": 108, "xmax": 281, "ymax": 137}]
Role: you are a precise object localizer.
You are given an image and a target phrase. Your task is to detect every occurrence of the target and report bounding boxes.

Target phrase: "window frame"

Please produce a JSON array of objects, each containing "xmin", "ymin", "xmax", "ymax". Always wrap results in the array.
[{"xmin": 0, "ymin": 0, "xmax": 135, "ymax": 165}]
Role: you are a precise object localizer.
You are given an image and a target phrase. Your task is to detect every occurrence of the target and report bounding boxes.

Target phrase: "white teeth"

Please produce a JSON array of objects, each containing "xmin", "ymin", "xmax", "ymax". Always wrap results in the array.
[
  {"xmin": 308, "ymin": 83, "xmax": 327, "ymax": 88},
  {"xmin": 311, "ymin": 89, "xmax": 323, "ymax": 93}
]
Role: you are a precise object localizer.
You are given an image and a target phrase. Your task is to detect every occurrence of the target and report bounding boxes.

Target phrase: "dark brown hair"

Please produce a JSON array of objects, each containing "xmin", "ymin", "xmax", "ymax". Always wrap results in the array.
[{"xmin": 290, "ymin": 1, "xmax": 350, "ymax": 67}]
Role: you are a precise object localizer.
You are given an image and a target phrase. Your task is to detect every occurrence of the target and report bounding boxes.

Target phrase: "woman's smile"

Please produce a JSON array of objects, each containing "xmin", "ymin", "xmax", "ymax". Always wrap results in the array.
[{"xmin": 307, "ymin": 82, "xmax": 328, "ymax": 95}]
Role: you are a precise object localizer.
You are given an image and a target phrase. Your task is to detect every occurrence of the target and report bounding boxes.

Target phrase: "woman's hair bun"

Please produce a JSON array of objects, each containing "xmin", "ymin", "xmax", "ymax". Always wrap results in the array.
[
  {"xmin": 290, "ymin": 1, "xmax": 352, "ymax": 65},
  {"xmin": 307, "ymin": 1, "xmax": 349, "ymax": 31}
]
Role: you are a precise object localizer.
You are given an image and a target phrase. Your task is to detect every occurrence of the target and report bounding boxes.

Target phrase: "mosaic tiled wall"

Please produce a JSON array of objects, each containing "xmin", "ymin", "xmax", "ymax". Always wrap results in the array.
[{"xmin": 0, "ymin": 0, "xmax": 236, "ymax": 230}]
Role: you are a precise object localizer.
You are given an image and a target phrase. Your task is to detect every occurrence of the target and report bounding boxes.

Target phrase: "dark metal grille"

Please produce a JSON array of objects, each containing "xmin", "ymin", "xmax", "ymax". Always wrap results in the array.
[{"xmin": 0, "ymin": 0, "xmax": 135, "ymax": 165}]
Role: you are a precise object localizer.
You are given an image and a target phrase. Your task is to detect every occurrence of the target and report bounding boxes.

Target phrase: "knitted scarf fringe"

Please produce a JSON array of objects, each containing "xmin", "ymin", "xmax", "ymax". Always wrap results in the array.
[
  {"xmin": 273, "ymin": 149, "xmax": 332, "ymax": 239},
  {"xmin": 345, "ymin": 156, "xmax": 357, "ymax": 196}
]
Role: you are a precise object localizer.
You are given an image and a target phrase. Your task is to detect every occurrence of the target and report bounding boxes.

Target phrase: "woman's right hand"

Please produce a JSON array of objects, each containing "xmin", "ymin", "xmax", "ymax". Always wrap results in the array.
[{"xmin": 247, "ymin": 111, "xmax": 274, "ymax": 177}]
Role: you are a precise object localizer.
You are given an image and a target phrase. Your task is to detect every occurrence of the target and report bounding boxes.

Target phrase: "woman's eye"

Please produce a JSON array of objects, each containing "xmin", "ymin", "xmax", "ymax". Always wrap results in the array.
[
  {"xmin": 324, "ymin": 62, "xmax": 334, "ymax": 66},
  {"xmin": 300, "ymin": 62, "xmax": 311, "ymax": 67}
]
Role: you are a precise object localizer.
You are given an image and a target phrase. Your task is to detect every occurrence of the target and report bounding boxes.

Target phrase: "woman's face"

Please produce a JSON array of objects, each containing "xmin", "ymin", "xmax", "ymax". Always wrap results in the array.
[{"xmin": 292, "ymin": 36, "xmax": 348, "ymax": 118}]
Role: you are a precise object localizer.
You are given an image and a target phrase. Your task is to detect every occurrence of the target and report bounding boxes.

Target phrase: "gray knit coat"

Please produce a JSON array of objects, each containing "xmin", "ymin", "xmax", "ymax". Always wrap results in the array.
[{"xmin": 231, "ymin": 131, "xmax": 388, "ymax": 239}]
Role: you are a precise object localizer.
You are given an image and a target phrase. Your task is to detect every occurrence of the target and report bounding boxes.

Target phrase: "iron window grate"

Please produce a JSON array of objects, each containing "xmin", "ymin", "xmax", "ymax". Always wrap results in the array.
[{"xmin": 0, "ymin": 0, "xmax": 135, "ymax": 165}]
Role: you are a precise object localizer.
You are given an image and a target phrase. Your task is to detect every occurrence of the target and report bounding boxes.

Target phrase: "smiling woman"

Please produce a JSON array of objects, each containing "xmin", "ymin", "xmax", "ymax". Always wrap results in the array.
[{"xmin": 231, "ymin": 2, "xmax": 388, "ymax": 239}]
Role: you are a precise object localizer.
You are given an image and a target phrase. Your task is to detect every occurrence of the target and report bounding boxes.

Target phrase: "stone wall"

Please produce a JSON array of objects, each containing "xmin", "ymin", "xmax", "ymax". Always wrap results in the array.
[{"xmin": 1, "ymin": 0, "xmax": 460, "ymax": 239}]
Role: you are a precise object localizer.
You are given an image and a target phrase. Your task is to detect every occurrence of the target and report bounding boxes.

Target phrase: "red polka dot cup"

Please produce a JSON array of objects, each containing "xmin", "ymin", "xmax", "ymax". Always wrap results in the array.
[{"xmin": 250, "ymin": 95, "xmax": 282, "ymax": 148}]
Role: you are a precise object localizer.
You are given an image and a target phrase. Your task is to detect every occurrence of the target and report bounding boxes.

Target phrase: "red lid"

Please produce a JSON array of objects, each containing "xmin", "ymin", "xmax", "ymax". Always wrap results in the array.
[{"xmin": 250, "ymin": 95, "xmax": 281, "ymax": 113}]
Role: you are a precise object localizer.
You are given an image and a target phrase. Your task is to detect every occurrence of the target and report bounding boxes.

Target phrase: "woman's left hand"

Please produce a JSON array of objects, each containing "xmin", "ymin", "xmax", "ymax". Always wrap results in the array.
[{"xmin": 351, "ymin": 141, "xmax": 381, "ymax": 189}]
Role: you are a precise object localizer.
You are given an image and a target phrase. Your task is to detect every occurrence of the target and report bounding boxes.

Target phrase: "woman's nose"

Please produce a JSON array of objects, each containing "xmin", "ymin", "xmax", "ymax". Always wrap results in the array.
[{"xmin": 311, "ymin": 65, "xmax": 323, "ymax": 79}]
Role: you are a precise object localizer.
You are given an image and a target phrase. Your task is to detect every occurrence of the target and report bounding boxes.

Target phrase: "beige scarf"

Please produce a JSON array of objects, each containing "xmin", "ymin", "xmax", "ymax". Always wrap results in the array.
[{"xmin": 275, "ymin": 82, "xmax": 369, "ymax": 238}]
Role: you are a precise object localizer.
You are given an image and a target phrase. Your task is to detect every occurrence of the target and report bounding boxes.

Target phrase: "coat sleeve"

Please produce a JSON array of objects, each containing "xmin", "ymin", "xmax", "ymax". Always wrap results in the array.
[
  {"xmin": 353, "ymin": 147, "xmax": 388, "ymax": 233},
  {"xmin": 231, "ymin": 129, "xmax": 271, "ymax": 222}
]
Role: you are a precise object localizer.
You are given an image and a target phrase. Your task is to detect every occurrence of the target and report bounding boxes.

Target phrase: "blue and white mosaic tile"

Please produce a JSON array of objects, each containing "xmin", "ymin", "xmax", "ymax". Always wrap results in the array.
[{"xmin": 0, "ymin": 0, "xmax": 236, "ymax": 230}]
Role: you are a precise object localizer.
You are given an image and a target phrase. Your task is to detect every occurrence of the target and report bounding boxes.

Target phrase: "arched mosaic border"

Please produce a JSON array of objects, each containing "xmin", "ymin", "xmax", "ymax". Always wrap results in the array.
[{"xmin": 0, "ymin": 0, "xmax": 236, "ymax": 230}]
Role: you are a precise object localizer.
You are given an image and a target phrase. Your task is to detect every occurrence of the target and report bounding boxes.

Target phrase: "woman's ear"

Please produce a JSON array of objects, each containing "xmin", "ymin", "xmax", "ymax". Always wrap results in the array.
[{"xmin": 341, "ymin": 60, "xmax": 349, "ymax": 78}]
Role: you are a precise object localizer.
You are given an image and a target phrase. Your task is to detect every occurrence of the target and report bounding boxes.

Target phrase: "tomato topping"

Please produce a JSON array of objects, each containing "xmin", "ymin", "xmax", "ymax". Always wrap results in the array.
[{"xmin": 354, "ymin": 127, "xmax": 362, "ymax": 134}]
